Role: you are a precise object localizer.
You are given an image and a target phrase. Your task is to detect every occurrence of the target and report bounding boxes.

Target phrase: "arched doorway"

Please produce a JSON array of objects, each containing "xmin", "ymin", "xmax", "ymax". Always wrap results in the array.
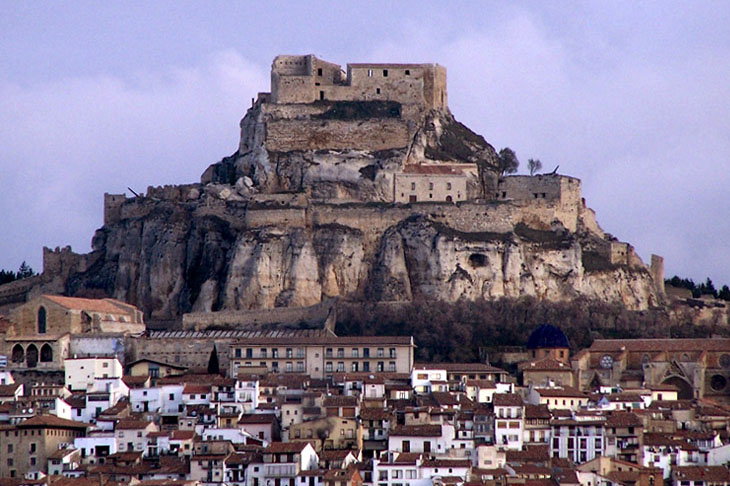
[
  {"xmin": 40, "ymin": 343, "xmax": 53, "ymax": 363},
  {"xmin": 662, "ymin": 376, "xmax": 693, "ymax": 399},
  {"xmin": 38, "ymin": 306, "xmax": 47, "ymax": 334},
  {"xmin": 11, "ymin": 344, "xmax": 24, "ymax": 364},
  {"xmin": 26, "ymin": 344, "xmax": 38, "ymax": 368}
]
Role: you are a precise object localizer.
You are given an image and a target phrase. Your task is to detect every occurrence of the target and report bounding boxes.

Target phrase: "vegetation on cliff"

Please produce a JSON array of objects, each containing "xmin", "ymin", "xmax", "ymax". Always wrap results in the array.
[{"xmin": 336, "ymin": 297, "xmax": 730, "ymax": 363}]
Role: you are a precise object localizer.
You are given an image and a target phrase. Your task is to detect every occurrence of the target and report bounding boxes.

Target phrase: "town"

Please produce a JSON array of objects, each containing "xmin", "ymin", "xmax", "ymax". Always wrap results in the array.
[{"xmin": 2, "ymin": 294, "xmax": 730, "ymax": 486}]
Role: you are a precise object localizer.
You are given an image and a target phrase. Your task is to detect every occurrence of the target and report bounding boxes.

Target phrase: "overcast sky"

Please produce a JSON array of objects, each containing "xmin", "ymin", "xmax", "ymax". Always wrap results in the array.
[{"xmin": 1, "ymin": 2, "xmax": 729, "ymax": 286}]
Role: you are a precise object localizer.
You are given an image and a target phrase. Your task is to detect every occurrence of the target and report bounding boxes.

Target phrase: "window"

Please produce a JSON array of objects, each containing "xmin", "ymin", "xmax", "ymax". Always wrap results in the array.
[
  {"xmin": 410, "ymin": 182, "xmax": 416, "ymax": 190},
  {"xmin": 337, "ymin": 362, "xmax": 345, "ymax": 372},
  {"xmin": 389, "ymin": 362, "xmax": 396, "ymax": 372},
  {"xmin": 286, "ymin": 348, "xmax": 293, "ymax": 358},
  {"xmin": 246, "ymin": 348, "xmax": 253, "ymax": 358},
  {"xmin": 326, "ymin": 362, "xmax": 333, "ymax": 372},
  {"xmin": 326, "ymin": 348, "xmax": 333, "ymax": 358},
  {"xmin": 363, "ymin": 362, "xmax": 370, "ymax": 372},
  {"xmin": 352, "ymin": 348, "xmax": 359, "ymax": 358},
  {"xmin": 29, "ymin": 443, "xmax": 37, "ymax": 453},
  {"xmin": 429, "ymin": 182, "xmax": 434, "ymax": 190},
  {"xmin": 272, "ymin": 349, "xmax": 278, "ymax": 359},
  {"xmin": 352, "ymin": 362, "xmax": 359, "ymax": 372},
  {"xmin": 363, "ymin": 348, "xmax": 370, "ymax": 358},
  {"xmin": 389, "ymin": 348, "xmax": 396, "ymax": 358},
  {"xmin": 337, "ymin": 348, "xmax": 344, "ymax": 358},
  {"xmin": 368, "ymin": 69, "xmax": 373, "ymax": 77},
  {"xmin": 297, "ymin": 348, "xmax": 305, "ymax": 358},
  {"xmin": 378, "ymin": 348, "xmax": 384, "ymax": 357},
  {"xmin": 447, "ymin": 182, "xmax": 452, "ymax": 190},
  {"xmin": 260, "ymin": 348, "xmax": 267, "ymax": 358},
  {"xmin": 405, "ymin": 69, "xmax": 410, "ymax": 75},
  {"xmin": 317, "ymin": 68, "xmax": 323, "ymax": 76},
  {"xmin": 377, "ymin": 362, "xmax": 384, "ymax": 372},
  {"xmin": 383, "ymin": 69, "xmax": 388, "ymax": 77},
  {"xmin": 286, "ymin": 362, "xmax": 293, "ymax": 372},
  {"xmin": 235, "ymin": 348, "xmax": 242, "ymax": 358},
  {"xmin": 37, "ymin": 306, "xmax": 47, "ymax": 334},
  {"xmin": 376, "ymin": 88, "xmax": 381, "ymax": 94},
  {"xmin": 297, "ymin": 362, "xmax": 304, "ymax": 372}
]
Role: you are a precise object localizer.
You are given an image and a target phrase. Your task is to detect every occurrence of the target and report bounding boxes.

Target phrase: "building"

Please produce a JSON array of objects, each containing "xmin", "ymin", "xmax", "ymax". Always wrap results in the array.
[
  {"xmin": 2, "ymin": 294, "xmax": 143, "ymax": 373},
  {"xmin": 0, "ymin": 414, "xmax": 88, "ymax": 479},
  {"xmin": 394, "ymin": 165, "xmax": 472, "ymax": 203},
  {"xmin": 270, "ymin": 54, "xmax": 447, "ymax": 111},
  {"xmin": 229, "ymin": 336, "xmax": 414, "ymax": 379},
  {"xmin": 572, "ymin": 339, "xmax": 730, "ymax": 401}
]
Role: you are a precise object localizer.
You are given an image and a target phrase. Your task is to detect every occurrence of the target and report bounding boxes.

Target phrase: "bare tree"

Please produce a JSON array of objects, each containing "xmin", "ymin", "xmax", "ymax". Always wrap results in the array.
[{"xmin": 528, "ymin": 158, "xmax": 542, "ymax": 176}]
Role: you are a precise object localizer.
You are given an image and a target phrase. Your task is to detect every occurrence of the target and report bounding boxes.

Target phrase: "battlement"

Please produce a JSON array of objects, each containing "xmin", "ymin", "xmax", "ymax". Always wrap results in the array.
[
  {"xmin": 494, "ymin": 174, "xmax": 581, "ymax": 206},
  {"xmin": 269, "ymin": 54, "xmax": 447, "ymax": 110}
]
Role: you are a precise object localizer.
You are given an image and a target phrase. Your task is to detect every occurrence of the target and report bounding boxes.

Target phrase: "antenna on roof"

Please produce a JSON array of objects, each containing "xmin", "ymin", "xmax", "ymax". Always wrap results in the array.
[{"xmin": 127, "ymin": 187, "xmax": 141, "ymax": 198}]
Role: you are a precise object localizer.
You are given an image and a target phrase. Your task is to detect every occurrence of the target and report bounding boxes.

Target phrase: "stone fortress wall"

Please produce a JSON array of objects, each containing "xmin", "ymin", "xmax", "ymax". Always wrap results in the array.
[
  {"xmin": 270, "ymin": 54, "xmax": 447, "ymax": 111},
  {"xmin": 100, "ymin": 170, "xmax": 646, "ymax": 272}
]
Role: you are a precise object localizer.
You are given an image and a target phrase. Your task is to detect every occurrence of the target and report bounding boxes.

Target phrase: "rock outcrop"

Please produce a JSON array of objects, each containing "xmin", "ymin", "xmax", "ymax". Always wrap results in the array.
[{"xmin": 2, "ymin": 55, "xmax": 664, "ymax": 325}]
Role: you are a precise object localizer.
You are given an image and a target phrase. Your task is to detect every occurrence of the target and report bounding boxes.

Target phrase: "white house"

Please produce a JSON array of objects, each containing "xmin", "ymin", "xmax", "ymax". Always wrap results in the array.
[
  {"xmin": 388, "ymin": 424, "xmax": 456, "ymax": 455},
  {"xmin": 64, "ymin": 357, "xmax": 123, "ymax": 391},
  {"xmin": 493, "ymin": 393, "xmax": 524, "ymax": 450},
  {"xmin": 411, "ymin": 367, "xmax": 448, "ymax": 394}
]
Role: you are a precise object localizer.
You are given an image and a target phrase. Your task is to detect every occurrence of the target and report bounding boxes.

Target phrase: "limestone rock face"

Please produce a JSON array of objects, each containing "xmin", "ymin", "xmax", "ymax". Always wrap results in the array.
[{"xmin": 62, "ymin": 197, "xmax": 659, "ymax": 324}]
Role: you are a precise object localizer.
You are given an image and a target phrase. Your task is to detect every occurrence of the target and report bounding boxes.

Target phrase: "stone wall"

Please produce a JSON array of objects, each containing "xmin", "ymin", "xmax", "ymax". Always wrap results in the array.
[
  {"xmin": 394, "ymin": 172, "xmax": 469, "ymax": 203},
  {"xmin": 182, "ymin": 299, "xmax": 335, "ymax": 331},
  {"xmin": 495, "ymin": 175, "xmax": 581, "ymax": 207},
  {"xmin": 265, "ymin": 119, "xmax": 409, "ymax": 152},
  {"xmin": 270, "ymin": 55, "xmax": 447, "ymax": 111},
  {"xmin": 128, "ymin": 335, "xmax": 230, "ymax": 371}
]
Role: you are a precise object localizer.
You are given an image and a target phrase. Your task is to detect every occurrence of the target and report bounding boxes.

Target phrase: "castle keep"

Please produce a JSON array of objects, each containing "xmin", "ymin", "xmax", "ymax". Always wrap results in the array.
[{"xmin": 270, "ymin": 54, "xmax": 447, "ymax": 110}]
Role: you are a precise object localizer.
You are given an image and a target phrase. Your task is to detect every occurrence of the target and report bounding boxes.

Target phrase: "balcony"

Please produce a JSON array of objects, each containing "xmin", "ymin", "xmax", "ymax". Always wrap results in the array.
[{"xmin": 265, "ymin": 464, "xmax": 297, "ymax": 477}]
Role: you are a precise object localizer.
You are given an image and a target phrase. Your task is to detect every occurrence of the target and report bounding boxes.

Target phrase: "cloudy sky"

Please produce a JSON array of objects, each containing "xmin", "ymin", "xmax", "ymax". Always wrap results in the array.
[{"xmin": 2, "ymin": 2, "xmax": 729, "ymax": 286}]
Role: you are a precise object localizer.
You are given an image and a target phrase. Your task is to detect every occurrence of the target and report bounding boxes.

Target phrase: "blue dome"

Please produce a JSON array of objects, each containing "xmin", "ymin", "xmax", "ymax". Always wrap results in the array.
[{"xmin": 526, "ymin": 324, "xmax": 570, "ymax": 349}]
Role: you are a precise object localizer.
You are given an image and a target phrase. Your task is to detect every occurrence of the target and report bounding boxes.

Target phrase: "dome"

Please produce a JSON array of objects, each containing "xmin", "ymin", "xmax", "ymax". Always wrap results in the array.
[{"xmin": 526, "ymin": 324, "xmax": 570, "ymax": 349}]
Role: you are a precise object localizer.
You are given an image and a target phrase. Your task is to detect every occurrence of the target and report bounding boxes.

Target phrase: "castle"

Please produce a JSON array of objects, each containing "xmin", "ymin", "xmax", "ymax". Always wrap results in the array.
[
  {"xmin": 0, "ymin": 55, "xmax": 669, "ymax": 324},
  {"xmin": 269, "ymin": 54, "xmax": 447, "ymax": 110}
]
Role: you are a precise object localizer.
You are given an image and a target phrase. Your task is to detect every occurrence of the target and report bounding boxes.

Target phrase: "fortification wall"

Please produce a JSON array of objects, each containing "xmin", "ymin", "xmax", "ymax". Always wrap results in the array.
[
  {"xmin": 496, "ymin": 175, "xmax": 580, "ymax": 204},
  {"xmin": 266, "ymin": 119, "xmax": 409, "ymax": 152},
  {"xmin": 182, "ymin": 299, "xmax": 334, "ymax": 331},
  {"xmin": 310, "ymin": 199, "xmax": 578, "ymax": 242},
  {"xmin": 244, "ymin": 208, "xmax": 306, "ymax": 229},
  {"xmin": 128, "ymin": 335, "xmax": 231, "ymax": 371}
]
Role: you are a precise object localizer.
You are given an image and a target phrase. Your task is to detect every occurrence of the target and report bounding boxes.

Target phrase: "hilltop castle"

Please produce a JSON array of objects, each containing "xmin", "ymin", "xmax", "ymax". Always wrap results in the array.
[{"xmin": 0, "ymin": 55, "xmax": 668, "ymax": 324}]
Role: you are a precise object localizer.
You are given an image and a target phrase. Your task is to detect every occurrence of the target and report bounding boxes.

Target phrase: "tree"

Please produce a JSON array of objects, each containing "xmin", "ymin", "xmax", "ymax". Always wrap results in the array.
[
  {"xmin": 0, "ymin": 269, "xmax": 15, "ymax": 285},
  {"xmin": 719, "ymin": 285, "xmax": 730, "ymax": 301},
  {"xmin": 497, "ymin": 147, "xmax": 519, "ymax": 175},
  {"xmin": 207, "ymin": 345, "xmax": 220, "ymax": 375},
  {"xmin": 16, "ymin": 261, "xmax": 35, "ymax": 279},
  {"xmin": 528, "ymin": 158, "xmax": 543, "ymax": 176}
]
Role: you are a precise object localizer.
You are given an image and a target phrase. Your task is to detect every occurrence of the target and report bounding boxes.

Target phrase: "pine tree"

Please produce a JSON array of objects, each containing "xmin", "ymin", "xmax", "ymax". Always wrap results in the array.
[{"xmin": 207, "ymin": 345, "xmax": 220, "ymax": 375}]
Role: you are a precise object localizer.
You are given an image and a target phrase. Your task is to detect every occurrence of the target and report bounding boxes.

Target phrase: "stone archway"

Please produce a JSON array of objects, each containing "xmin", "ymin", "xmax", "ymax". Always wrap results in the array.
[
  {"xmin": 26, "ymin": 344, "xmax": 38, "ymax": 368},
  {"xmin": 662, "ymin": 375, "xmax": 693, "ymax": 399},
  {"xmin": 11, "ymin": 344, "xmax": 24, "ymax": 364},
  {"xmin": 40, "ymin": 343, "xmax": 53, "ymax": 363}
]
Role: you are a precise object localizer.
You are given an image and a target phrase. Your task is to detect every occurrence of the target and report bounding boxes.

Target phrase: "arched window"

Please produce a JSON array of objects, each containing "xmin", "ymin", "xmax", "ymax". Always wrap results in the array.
[
  {"xmin": 11, "ymin": 344, "xmax": 24, "ymax": 363},
  {"xmin": 40, "ymin": 344, "xmax": 53, "ymax": 363},
  {"xmin": 37, "ymin": 306, "xmax": 47, "ymax": 334},
  {"xmin": 26, "ymin": 344, "xmax": 38, "ymax": 368}
]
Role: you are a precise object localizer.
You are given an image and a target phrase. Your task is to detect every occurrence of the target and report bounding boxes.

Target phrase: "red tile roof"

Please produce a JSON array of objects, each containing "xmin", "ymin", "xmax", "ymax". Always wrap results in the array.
[
  {"xmin": 43, "ymin": 294, "xmax": 137, "ymax": 314},
  {"xmin": 18, "ymin": 414, "xmax": 89, "ymax": 429},
  {"xmin": 389, "ymin": 424, "xmax": 442, "ymax": 437}
]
